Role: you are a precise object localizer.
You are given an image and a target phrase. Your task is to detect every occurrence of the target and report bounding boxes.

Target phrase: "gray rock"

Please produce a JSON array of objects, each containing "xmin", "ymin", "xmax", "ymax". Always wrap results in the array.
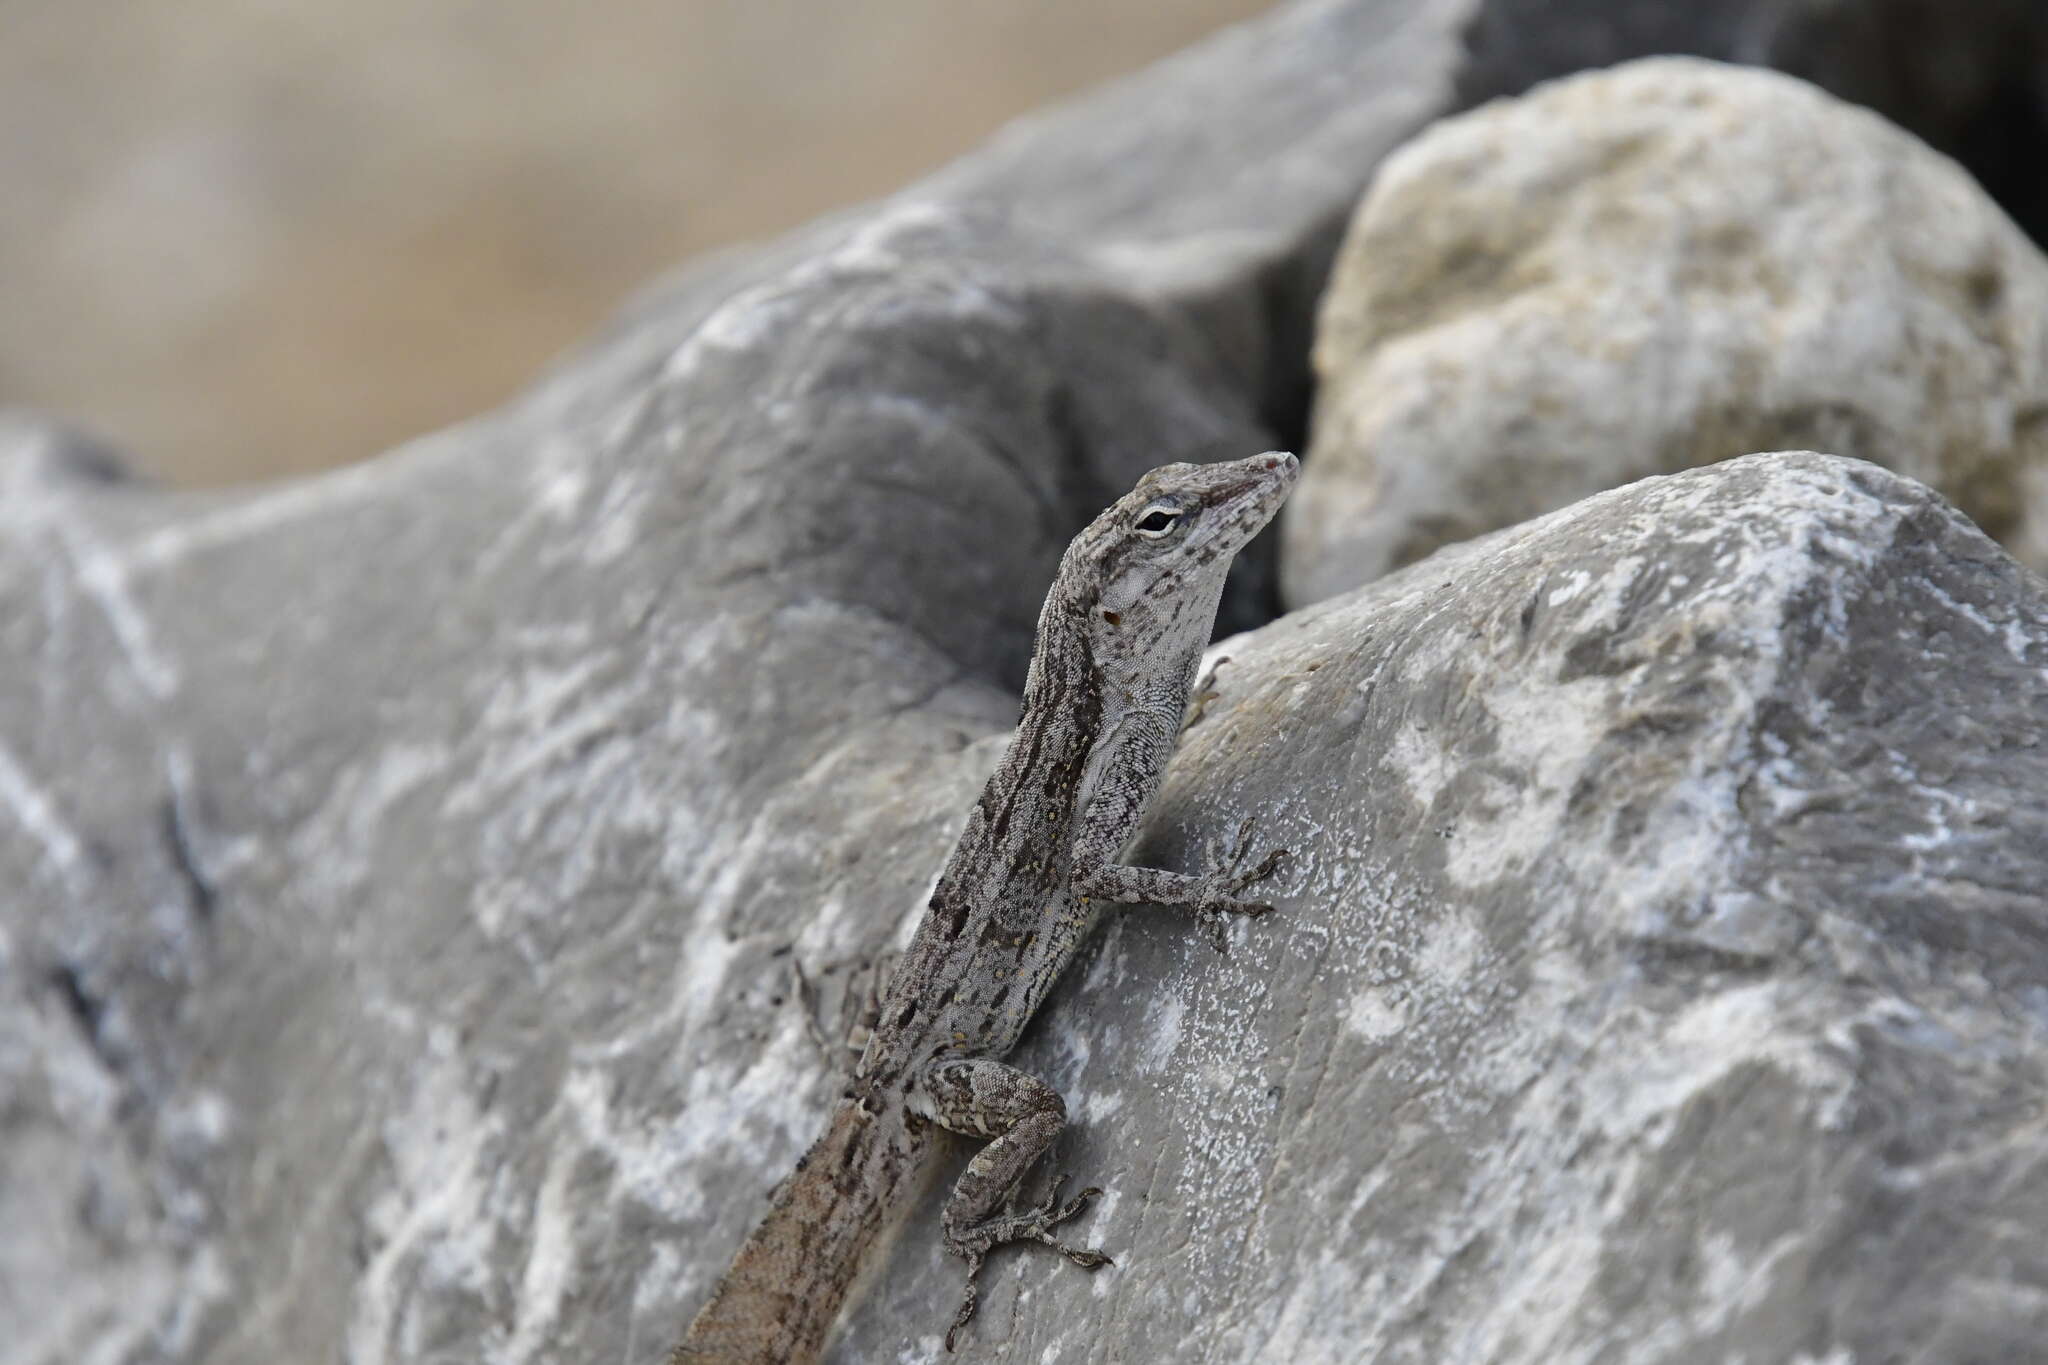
[
  {"xmin": 5, "ymin": 5, "xmax": 2048, "ymax": 1365},
  {"xmin": 0, "ymin": 2, "xmax": 1477, "ymax": 1361},
  {"xmin": 1287, "ymin": 58, "xmax": 2048, "ymax": 606},
  {"xmin": 831, "ymin": 450, "xmax": 2048, "ymax": 1362}
]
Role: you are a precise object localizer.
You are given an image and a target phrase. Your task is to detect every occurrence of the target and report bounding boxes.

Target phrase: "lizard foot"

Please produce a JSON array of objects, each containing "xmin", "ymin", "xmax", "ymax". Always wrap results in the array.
[
  {"xmin": 789, "ymin": 951, "xmax": 898, "ymax": 1065},
  {"xmin": 943, "ymin": 1175, "xmax": 1112, "ymax": 1351},
  {"xmin": 1182, "ymin": 654, "xmax": 1231, "ymax": 732},
  {"xmin": 1194, "ymin": 815, "xmax": 1289, "ymax": 953}
]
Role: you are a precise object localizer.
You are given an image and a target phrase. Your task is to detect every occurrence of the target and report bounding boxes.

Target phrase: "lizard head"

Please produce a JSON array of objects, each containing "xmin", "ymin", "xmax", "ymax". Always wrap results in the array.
[{"xmin": 1064, "ymin": 450, "xmax": 1299, "ymax": 671}]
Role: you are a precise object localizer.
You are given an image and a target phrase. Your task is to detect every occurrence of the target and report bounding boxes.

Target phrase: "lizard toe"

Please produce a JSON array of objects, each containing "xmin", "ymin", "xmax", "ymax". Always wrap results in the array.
[{"xmin": 943, "ymin": 1277, "xmax": 981, "ymax": 1353}]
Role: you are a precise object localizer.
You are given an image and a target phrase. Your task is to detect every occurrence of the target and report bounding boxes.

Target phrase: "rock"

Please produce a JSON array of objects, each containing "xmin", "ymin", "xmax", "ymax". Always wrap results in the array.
[
  {"xmin": 6, "ymin": 4, "xmax": 2048, "ymax": 1365},
  {"xmin": 0, "ymin": 3, "xmax": 1479, "ymax": 1361},
  {"xmin": 1457, "ymin": 0, "xmax": 2048, "ymax": 247},
  {"xmin": 1286, "ymin": 58, "xmax": 2048, "ymax": 606},
  {"xmin": 827, "ymin": 452, "xmax": 2048, "ymax": 1360}
]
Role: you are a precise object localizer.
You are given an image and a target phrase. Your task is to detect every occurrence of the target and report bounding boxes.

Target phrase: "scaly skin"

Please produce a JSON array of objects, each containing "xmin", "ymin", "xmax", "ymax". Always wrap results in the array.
[{"xmin": 670, "ymin": 451, "xmax": 1299, "ymax": 1362}]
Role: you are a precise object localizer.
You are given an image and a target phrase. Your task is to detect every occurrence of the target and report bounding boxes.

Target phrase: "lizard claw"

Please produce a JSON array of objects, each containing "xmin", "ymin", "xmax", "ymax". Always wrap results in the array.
[
  {"xmin": 1182, "ymin": 654, "xmax": 1232, "ymax": 732},
  {"xmin": 1030, "ymin": 1174, "xmax": 1113, "ymax": 1266},
  {"xmin": 1195, "ymin": 817, "xmax": 1289, "ymax": 952},
  {"xmin": 943, "ymin": 1174, "xmax": 1111, "ymax": 1349}
]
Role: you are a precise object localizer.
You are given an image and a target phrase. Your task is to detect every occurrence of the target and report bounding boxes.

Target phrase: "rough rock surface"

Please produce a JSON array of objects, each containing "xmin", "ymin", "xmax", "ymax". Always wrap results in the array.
[
  {"xmin": 1287, "ymin": 58, "xmax": 2048, "ymax": 606},
  {"xmin": 830, "ymin": 451, "xmax": 2048, "ymax": 1362},
  {"xmin": 0, "ymin": 3, "xmax": 1476, "ymax": 1361},
  {"xmin": 5, "ymin": 4, "xmax": 2048, "ymax": 1365}
]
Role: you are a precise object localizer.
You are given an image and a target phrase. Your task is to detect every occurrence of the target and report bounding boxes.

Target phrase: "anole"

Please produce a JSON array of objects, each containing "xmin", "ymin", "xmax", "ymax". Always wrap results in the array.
[{"xmin": 670, "ymin": 451, "xmax": 1299, "ymax": 1362}]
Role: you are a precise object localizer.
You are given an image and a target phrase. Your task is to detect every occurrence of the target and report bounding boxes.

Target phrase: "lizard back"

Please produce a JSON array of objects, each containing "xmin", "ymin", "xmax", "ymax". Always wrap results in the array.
[
  {"xmin": 860, "ymin": 592, "xmax": 1106, "ymax": 1076},
  {"xmin": 662, "ymin": 452, "xmax": 1300, "ymax": 1361}
]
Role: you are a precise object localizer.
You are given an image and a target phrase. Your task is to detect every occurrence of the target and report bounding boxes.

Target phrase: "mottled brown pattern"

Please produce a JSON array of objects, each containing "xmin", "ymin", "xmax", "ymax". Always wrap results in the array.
[{"xmin": 670, "ymin": 452, "xmax": 1297, "ymax": 1361}]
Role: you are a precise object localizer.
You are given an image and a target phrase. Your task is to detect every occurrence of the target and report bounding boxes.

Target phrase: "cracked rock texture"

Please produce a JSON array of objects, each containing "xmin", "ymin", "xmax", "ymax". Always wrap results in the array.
[
  {"xmin": 1287, "ymin": 58, "xmax": 2048, "ymax": 605},
  {"xmin": 5, "ymin": 2, "xmax": 2048, "ymax": 1363}
]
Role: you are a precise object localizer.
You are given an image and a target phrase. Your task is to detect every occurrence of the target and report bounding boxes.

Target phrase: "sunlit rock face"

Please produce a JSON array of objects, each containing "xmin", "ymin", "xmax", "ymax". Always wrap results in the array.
[
  {"xmin": 6, "ymin": 3, "xmax": 2047, "ymax": 1363},
  {"xmin": 1287, "ymin": 58, "xmax": 2048, "ymax": 607}
]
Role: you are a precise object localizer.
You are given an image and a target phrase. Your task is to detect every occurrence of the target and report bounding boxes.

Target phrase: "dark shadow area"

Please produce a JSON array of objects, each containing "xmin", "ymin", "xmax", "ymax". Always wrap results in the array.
[{"xmin": 1453, "ymin": 0, "xmax": 2048, "ymax": 247}]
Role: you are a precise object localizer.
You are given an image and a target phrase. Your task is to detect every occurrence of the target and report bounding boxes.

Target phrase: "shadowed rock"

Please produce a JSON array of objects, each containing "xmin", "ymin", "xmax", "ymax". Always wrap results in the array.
[{"xmin": 4, "ymin": 2, "xmax": 2047, "ymax": 1363}]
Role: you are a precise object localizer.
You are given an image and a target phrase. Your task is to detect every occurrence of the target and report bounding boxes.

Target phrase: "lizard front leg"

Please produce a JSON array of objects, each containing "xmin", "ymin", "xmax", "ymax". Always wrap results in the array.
[
  {"xmin": 1067, "ymin": 694, "xmax": 1288, "ymax": 951},
  {"xmin": 1073, "ymin": 810, "xmax": 1289, "ymax": 953},
  {"xmin": 917, "ymin": 1055, "xmax": 1112, "ymax": 1350}
]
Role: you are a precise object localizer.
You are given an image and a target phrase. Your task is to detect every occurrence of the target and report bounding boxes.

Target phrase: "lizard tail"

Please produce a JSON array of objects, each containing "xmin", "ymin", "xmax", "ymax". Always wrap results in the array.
[{"xmin": 669, "ymin": 1099, "xmax": 919, "ymax": 1365}]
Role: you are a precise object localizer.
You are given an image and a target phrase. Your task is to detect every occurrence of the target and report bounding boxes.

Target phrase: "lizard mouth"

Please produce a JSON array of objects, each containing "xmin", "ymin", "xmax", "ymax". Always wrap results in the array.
[{"xmin": 1213, "ymin": 451, "xmax": 1299, "ymax": 529}]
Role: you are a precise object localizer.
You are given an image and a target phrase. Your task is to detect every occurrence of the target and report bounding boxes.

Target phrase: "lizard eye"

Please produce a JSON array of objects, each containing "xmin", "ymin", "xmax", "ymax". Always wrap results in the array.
[{"xmin": 1134, "ymin": 505, "xmax": 1182, "ymax": 538}]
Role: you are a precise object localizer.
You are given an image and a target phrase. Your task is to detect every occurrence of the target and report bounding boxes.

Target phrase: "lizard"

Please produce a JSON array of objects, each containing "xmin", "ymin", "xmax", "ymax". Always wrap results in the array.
[{"xmin": 669, "ymin": 449, "xmax": 1299, "ymax": 1363}]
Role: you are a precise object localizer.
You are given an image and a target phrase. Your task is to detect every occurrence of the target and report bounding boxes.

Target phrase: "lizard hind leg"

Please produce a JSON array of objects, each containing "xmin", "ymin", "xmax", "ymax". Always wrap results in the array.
[{"xmin": 919, "ymin": 1056, "xmax": 1113, "ymax": 1351}]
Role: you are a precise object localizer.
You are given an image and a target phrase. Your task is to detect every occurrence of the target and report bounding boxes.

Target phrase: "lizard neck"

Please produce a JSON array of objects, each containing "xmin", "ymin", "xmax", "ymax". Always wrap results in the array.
[
  {"xmin": 1049, "ymin": 538, "xmax": 1222, "ymax": 726},
  {"xmin": 1019, "ymin": 574, "xmax": 1102, "ymax": 725}
]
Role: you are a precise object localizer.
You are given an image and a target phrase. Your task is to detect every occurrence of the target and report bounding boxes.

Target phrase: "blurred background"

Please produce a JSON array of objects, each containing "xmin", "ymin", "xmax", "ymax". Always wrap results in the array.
[{"xmin": 0, "ymin": 0, "xmax": 1275, "ymax": 487}]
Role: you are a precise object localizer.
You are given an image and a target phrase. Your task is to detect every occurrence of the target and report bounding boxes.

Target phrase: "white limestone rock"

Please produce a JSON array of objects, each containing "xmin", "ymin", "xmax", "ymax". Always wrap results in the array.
[{"xmin": 1286, "ymin": 57, "xmax": 2048, "ymax": 604}]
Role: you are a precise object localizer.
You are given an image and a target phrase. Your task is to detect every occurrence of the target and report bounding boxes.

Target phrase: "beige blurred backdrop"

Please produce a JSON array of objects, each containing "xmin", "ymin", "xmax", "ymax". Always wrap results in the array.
[{"xmin": 0, "ymin": 1, "xmax": 1275, "ymax": 486}]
